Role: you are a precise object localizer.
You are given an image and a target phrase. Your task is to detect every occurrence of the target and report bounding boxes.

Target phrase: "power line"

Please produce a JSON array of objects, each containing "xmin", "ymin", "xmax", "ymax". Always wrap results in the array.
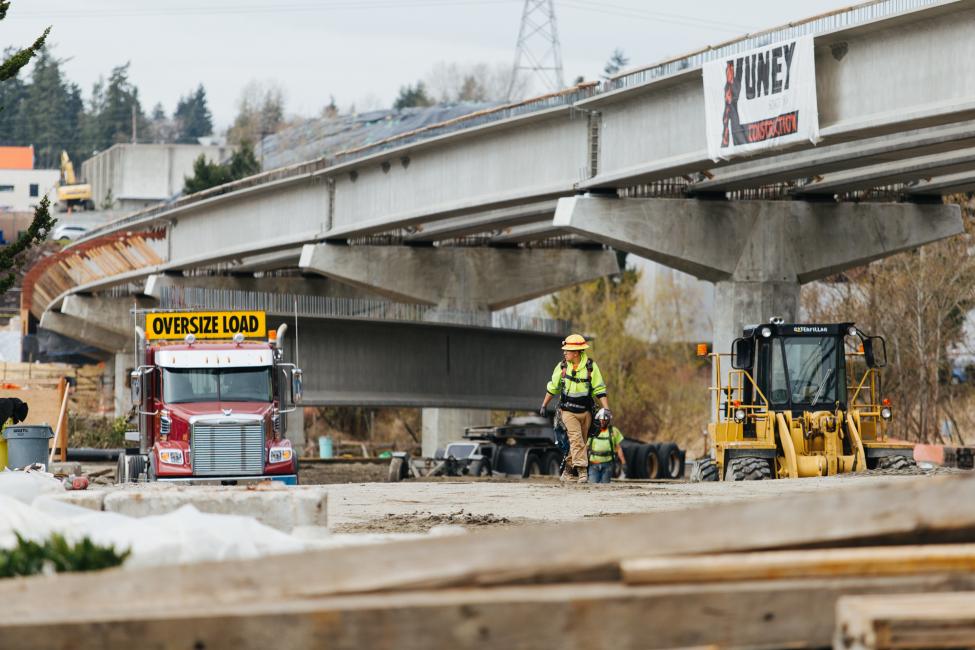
[{"xmin": 558, "ymin": 1, "xmax": 753, "ymax": 33}]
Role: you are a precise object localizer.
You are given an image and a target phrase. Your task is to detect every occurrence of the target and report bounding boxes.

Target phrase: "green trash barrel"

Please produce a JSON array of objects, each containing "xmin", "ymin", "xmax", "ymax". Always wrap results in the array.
[{"xmin": 2, "ymin": 425, "xmax": 54, "ymax": 470}]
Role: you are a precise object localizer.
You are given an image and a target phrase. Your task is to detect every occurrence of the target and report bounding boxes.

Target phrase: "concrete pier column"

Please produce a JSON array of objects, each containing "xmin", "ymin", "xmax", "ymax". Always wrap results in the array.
[
  {"xmin": 421, "ymin": 407, "xmax": 488, "ymax": 458},
  {"xmin": 712, "ymin": 280, "xmax": 799, "ymax": 372}
]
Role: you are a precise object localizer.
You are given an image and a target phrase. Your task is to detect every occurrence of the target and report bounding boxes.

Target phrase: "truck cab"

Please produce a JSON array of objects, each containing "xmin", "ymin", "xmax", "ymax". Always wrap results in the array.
[{"xmin": 120, "ymin": 311, "xmax": 303, "ymax": 485}]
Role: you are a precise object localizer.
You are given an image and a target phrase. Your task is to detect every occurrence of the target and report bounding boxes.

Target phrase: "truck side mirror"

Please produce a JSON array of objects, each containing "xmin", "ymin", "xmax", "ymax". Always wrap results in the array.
[
  {"xmin": 130, "ymin": 369, "xmax": 143, "ymax": 405},
  {"xmin": 292, "ymin": 369, "xmax": 303, "ymax": 404},
  {"xmin": 863, "ymin": 336, "xmax": 887, "ymax": 368},
  {"xmin": 732, "ymin": 338, "xmax": 753, "ymax": 370}
]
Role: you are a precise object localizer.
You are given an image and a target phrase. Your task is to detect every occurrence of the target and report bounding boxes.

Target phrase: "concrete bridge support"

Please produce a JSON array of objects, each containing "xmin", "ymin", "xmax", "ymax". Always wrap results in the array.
[
  {"xmin": 554, "ymin": 196, "xmax": 964, "ymax": 359},
  {"xmin": 299, "ymin": 244, "xmax": 619, "ymax": 454}
]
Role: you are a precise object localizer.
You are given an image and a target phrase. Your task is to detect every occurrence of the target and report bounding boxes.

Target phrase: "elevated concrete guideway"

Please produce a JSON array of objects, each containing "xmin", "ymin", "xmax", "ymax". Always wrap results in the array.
[{"xmin": 21, "ymin": 0, "xmax": 975, "ymax": 446}]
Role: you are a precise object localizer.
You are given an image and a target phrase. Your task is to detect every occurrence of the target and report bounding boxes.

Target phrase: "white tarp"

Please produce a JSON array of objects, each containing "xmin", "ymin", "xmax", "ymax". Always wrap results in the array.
[
  {"xmin": 702, "ymin": 35, "xmax": 819, "ymax": 161},
  {"xmin": 0, "ymin": 470, "xmax": 454, "ymax": 570}
]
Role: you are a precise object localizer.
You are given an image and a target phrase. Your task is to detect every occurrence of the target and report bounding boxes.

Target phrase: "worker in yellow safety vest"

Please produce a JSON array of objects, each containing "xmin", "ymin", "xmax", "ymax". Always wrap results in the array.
[
  {"xmin": 588, "ymin": 408, "xmax": 626, "ymax": 484},
  {"xmin": 539, "ymin": 334, "xmax": 609, "ymax": 484}
]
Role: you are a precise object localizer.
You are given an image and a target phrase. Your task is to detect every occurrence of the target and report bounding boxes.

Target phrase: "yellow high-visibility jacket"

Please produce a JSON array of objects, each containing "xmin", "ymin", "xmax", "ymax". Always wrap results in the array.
[{"xmin": 546, "ymin": 353, "xmax": 607, "ymax": 413}]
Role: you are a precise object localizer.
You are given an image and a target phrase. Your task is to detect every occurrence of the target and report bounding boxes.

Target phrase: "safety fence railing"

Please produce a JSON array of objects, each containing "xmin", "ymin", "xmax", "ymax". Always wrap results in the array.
[
  {"xmin": 157, "ymin": 286, "xmax": 571, "ymax": 336},
  {"xmin": 608, "ymin": 0, "xmax": 950, "ymax": 91}
]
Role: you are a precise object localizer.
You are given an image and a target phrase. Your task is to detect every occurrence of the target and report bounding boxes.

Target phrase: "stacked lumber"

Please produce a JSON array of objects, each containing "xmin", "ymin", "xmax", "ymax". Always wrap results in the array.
[{"xmin": 4, "ymin": 474, "xmax": 975, "ymax": 648}]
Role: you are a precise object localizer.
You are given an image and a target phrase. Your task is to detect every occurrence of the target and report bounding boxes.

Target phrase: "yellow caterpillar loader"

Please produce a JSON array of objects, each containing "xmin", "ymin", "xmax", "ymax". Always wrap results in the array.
[{"xmin": 693, "ymin": 319, "xmax": 915, "ymax": 481}]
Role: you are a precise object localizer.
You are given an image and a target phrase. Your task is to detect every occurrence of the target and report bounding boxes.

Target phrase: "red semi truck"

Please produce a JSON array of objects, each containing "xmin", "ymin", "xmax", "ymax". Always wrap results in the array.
[{"xmin": 118, "ymin": 310, "xmax": 304, "ymax": 485}]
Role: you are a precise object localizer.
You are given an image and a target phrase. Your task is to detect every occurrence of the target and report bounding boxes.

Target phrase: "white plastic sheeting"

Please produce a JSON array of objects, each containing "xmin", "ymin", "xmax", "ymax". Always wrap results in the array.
[{"xmin": 0, "ymin": 469, "xmax": 448, "ymax": 570}]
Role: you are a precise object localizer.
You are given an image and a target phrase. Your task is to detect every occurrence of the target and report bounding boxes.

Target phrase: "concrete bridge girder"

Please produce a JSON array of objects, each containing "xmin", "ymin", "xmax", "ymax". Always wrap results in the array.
[
  {"xmin": 554, "ymin": 195, "xmax": 964, "ymax": 357},
  {"xmin": 580, "ymin": 4, "xmax": 975, "ymax": 189},
  {"xmin": 143, "ymin": 273, "xmax": 374, "ymax": 301},
  {"xmin": 298, "ymin": 244, "xmax": 620, "ymax": 311}
]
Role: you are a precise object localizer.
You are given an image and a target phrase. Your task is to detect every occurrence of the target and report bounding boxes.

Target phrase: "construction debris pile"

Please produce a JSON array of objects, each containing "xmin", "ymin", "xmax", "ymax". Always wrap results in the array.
[{"xmin": 1, "ymin": 474, "xmax": 975, "ymax": 648}]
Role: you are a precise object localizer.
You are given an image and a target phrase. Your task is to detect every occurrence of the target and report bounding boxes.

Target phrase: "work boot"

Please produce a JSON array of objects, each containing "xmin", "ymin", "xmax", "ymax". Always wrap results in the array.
[
  {"xmin": 559, "ymin": 467, "xmax": 573, "ymax": 482},
  {"xmin": 576, "ymin": 469, "xmax": 588, "ymax": 484}
]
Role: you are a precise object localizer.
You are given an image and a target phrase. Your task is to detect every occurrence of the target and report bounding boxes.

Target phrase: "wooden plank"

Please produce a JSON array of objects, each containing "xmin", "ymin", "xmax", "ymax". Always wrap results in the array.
[
  {"xmin": 3, "ymin": 474, "xmax": 975, "ymax": 624},
  {"xmin": 0, "ymin": 387, "xmax": 61, "ymax": 429},
  {"xmin": 836, "ymin": 592, "xmax": 975, "ymax": 650},
  {"xmin": 622, "ymin": 544, "xmax": 975, "ymax": 585},
  {"xmin": 5, "ymin": 574, "xmax": 975, "ymax": 650}
]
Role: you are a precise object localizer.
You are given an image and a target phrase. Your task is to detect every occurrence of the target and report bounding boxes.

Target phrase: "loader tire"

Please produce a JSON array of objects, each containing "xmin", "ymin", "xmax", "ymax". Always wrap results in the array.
[
  {"xmin": 388, "ymin": 457, "xmax": 405, "ymax": 482},
  {"xmin": 727, "ymin": 457, "xmax": 772, "ymax": 481},
  {"xmin": 876, "ymin": 455, "xmax": 917, "ymax": 471},
  {"xmin": 655, "ymin": 442, "xmax": 683, "ymax": 479},
  {"xmin": 691, "ymin": 457, "xmax": 718, "ymax": 482}
]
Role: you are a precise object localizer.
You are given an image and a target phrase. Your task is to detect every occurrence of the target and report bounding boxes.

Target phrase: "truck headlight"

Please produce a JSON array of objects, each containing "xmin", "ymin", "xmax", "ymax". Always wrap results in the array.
[
  {"xmin": 158, "ymin": 449, "xmax": 184, "ymax": 465},
  {"xmin": 880, "ymin": 406, "xmax": 892, "ymax": 420},
  {"xmin": 734, "ymin": 408, "xmax": 746, "ymax": 423},
  {"xmin": 269, "ymin": 447, "xmax": 293, "ymax": 463}
]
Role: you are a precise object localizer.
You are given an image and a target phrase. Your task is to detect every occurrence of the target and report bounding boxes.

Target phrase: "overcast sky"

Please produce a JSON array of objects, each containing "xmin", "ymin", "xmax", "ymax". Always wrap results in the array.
[{"xmin": 7, "ymin": 0, "xmax": 853, "ymax": 130}]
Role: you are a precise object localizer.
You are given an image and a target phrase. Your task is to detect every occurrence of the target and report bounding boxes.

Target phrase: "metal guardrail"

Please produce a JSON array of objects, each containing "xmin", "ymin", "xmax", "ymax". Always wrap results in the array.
[
  {"xmin": 158, "ymin": 286, "xmax": 571, "ymax": 336},
  {"xmin": 608, "ymin": 0, "xmax": 950, "ymax": 91}
]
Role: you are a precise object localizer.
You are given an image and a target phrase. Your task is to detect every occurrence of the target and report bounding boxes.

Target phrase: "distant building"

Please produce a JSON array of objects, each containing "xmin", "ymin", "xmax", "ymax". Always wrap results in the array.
[
  {"xmin": 0, "ymin": 145, "xmax": 59, "ymax": 213},
  {"xmin": 81, "ymin": 143, "xmax": 234, "ymax": 212}
]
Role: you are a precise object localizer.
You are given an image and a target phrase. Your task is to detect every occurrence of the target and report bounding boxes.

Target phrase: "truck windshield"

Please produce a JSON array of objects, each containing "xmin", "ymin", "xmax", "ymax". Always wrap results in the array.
[
  {"xmin": 163, "ymin": 367, "xmax": 272, "ymax": 403},
  {"xmin": 769, "ymin": 337, "xmax": 840, "ymax": 407}
]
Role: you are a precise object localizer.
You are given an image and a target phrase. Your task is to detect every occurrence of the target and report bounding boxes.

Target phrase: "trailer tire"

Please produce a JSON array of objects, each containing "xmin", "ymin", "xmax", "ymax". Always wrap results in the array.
[
  {"xmin": 655, "ymin": 442, "xmax": 683, "ymax": 479},
  {"xmin": 727, "ymin": 456, "xmax": 772, "ymax": 481},
  {"xmin": 524, "ymin": 455, "xmax": 543, "ymax": 478},
  {"xmin": 876, "ymin": 455, "xmax": 917, "ymax": 471},
  {"xmin": 543, "ymin": 451, "xmax": 562, "ymax": 476},
  {"xmin": 387, "ymin": 457, "xmax": 405, "ymax": 482},
  {"xmin": 691, "ymin": 457, "xmax": 719, "ymax": 482},
  {"xmin": 633, "ymin": 445, "xmax": 658, "ymax": 480}
]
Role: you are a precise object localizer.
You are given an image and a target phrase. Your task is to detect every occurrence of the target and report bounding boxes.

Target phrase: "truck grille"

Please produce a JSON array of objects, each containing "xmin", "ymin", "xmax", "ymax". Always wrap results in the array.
[{"xmin": 191, "ymin": 421, "xmax": 265, "ymax": 476}]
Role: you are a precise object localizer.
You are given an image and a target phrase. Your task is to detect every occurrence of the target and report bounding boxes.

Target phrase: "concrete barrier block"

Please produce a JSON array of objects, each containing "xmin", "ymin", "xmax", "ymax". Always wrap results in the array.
[
  {"xmin": 49, "ymin": 489, "xmax": 108, "ymax": 511},
  {"xmin": 100, "ymin": 485, "xmax": 327, "ymax": 532}
]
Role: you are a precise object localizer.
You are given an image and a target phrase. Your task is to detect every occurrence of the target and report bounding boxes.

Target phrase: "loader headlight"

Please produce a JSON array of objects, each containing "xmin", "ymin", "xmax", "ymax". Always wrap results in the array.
[
  {"xmin": 734, "ymin": 408, "xmax": 746, "ymax": 423},
  {"xmin": 847, "ymin": 326, "xmax": 858, "ymax": 337},
  {"xmin": 880, "ymin": 406, "xmax": 892, "ymax": 421},
  {"xmin": 158, "ymin": 449, "xmax": 184, "ymax": 465},
  {"xmin": 269, "ymin": 447, "xmax": 293, "ymax": 463},
  {"xmin": 760, "ymin": 326, "xmax": 772, "ymax": 338}
]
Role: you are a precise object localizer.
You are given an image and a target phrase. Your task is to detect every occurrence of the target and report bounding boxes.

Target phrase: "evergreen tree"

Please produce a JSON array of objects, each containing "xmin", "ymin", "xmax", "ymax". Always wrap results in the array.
[
  {"xmin": 393, "ymin": 81, "xmax": 433, "ymax": 110},
  {"xmin": 83, "ymin": 63, "xmax": 148, "ymax": 152},
  {"xmin": 183, "ymin": 142, "xmax": 261, "ymax": 195},
  {"xmin": 24, "ymin": 49, "xmax": 83, "ymax": 168},
  {"xmin": 602, "ymin": 48, "xmax": 629, "ymax": 79},
  {"xmin": 0, "ymin": 1, "xmax": 56, "ymax": 294},
  {"xmin": 0, "ymin": 47, "xmax": 25, "ymax": 147},
  {"xmin": 174, "ymin": 84, "xmax": 213, "ymax": 143}
]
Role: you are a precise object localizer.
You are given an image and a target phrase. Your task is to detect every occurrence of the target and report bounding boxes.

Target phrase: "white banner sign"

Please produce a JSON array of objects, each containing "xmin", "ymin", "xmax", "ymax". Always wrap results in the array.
[{"xmin": 702, "ymin": 35, "xmax": 819, "ymax": 162}]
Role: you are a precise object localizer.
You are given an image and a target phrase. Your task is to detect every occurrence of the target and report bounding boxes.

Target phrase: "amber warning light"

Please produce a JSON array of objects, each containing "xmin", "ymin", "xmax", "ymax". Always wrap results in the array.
[{"xmin": 696, "ymin": 343, "xmax": 708, "ymax": 356}]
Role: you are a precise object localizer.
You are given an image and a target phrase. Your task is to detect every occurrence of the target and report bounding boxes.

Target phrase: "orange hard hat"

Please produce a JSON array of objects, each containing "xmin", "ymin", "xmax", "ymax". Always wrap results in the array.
[{"xmin": 561, "ymin": 334, "xmax": 589, "ymax": 351}]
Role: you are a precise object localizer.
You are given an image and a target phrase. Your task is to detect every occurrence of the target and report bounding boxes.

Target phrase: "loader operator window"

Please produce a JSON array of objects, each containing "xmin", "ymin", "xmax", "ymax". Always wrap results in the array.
[
  {"xmin": 769, "ymin": 337, "xmax": 840, "ymax": 408},
  {"xmin": 163, "ymin": 368, "xmax": 272, "ymax": 403}
]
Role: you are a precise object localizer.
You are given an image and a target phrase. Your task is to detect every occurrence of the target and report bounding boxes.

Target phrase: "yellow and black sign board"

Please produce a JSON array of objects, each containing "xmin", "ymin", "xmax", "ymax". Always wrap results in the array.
[{"xmin": 145, "ymin": 311, "xmax": 266, "ymax": 341}]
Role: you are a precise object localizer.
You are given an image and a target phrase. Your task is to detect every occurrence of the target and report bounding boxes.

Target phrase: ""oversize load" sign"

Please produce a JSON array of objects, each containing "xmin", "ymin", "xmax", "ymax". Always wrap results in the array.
[
  {"xmin": 702, "ymin": 35, "xmax": 819, "ymax": 161},
  {"xmin": 145, "ymin": 311, "xmax": 266, "ymax": 340}
]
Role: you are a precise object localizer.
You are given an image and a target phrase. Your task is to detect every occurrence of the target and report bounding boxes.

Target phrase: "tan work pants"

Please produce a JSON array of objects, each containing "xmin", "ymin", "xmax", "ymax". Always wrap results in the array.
[{"xmin": 560, "ymin": 409, "xmax": 592, "ymax": 469}]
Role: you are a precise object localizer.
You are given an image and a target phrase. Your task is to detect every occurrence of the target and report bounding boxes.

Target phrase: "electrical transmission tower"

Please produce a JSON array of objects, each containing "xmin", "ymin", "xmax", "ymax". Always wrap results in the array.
[{"xmin": 506, "ymin": 0, "xmax": 565, "ymax": 100}]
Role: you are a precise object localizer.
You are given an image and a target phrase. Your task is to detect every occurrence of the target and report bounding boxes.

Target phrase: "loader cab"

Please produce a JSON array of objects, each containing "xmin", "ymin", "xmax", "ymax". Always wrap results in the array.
[{"xmin": 736, "ymin": 322, "xmax": 857, "ymax": 415}]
